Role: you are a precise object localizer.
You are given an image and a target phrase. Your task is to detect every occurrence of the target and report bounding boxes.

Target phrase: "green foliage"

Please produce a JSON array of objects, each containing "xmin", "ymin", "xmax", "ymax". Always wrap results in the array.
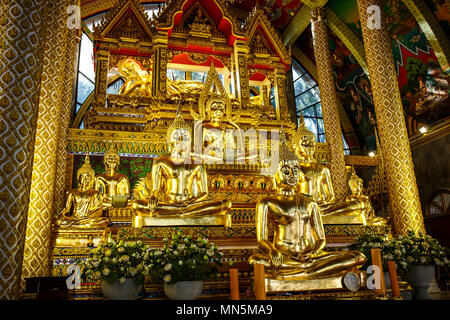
[
  {"xmin": 404, "ymin": 57, "xmax": 429, "ymax": 94},
  {"xmin": 146, "ymin": 231, "xmax": 223, "ymax": 284}
]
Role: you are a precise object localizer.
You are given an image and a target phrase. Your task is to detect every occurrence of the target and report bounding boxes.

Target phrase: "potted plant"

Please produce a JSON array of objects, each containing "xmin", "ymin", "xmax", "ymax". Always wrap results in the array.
[
  {"xmin": 147, "ymin": 231, "xmax": 223, "ymax": 300},
  {"xmin": 348, "ymin": 233, "xmax": 394, "ymax": 287},
  {"xmin": 391, "ymin": 231, "xmax": 449, "ymax": 299},
  {"xmin": 81, "ymin": 235, "xmax": 150, "ymax": 300}
]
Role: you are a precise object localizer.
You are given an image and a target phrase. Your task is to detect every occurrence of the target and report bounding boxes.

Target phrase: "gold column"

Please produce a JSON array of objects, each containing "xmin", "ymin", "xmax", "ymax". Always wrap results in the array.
[
  {"xmin": 310, "ymin": 7, "xmax": 347, "ymax": 200},
  {"xmin": 152, "ymin": 31, "xmax": 168, "ymax": 98},
  {"xmin": 273, "ymin": 71, "xmax": 289, "ymax": 121},
  {"xmin": 53, "ymin": 9, "xmax": 79, "ymax": 216},
  {"xmin": 94, "ymin": 48, "xmax": 109, "ymax": 108},
  {"xmin": 234, "ymin": 40, "xmax": 250, "ymax": 108},
  {"xmin": 22, "ymin": 0, "xmax": 77, "ymax": 282},
  {"xmin": 0, "ymin": 0, "xmax": 46, "ymax": 299},
  {"xmin": 357, "ymin": 0, "xmax": 425, "ymax": 235}
]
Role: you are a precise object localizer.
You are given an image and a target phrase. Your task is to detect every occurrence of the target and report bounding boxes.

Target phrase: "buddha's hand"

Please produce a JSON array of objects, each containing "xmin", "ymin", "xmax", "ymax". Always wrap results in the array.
[
  {"xmin": 148, "ymin": 196, "xmax": 158, "ymax": 211},
  {"xmin": 270, "ymin": 249, "xmax": 283, "ymax": 269}
]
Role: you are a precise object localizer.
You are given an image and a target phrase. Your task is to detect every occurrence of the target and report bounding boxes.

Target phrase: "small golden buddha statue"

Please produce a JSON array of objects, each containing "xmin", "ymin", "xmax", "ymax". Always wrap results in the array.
[
  {"xmin": 249, "ymin": 133, "xmax": 366, "ymax": 282},
  {"xmin": 193, "ymin": 93, "xmax": 245, "ymax": 164},
  {"xmin": 117, "ymin": 58, "xmax": 152, "ymax": 97},
  {"xmin": 131, "ymin": 105, "xmax": 232, "ymax": 227},
  {"xmin": 55, "ymin": 156, "xmax": 109, "ymax": 229},
  {"xmin": 321, "ymin": 168, "xmax": 388, "ymax": 225},
  {"xmin": 292, "ymin": 117, "xmax": 335, "ymax": 206},
  {"xmin": 95, "ymin": 146, "xmax": 130, "ymax": 208},
  {"xmin": 292, "ymin": 118, "xmax": 387, "ymax": 225}
]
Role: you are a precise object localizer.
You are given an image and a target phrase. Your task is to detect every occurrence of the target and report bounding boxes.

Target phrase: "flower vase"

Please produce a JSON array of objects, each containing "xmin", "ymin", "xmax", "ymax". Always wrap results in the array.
[
  {"xmin": 405, "ymin": 265, "xmax": 435, "ymax": 300},
  {"xmin": 101, "ymin": 278, "xmax": 141, "ymax": 300},
  {"xmin": 164, "ymin": 281, "xmax": 203, "ymax": 300}
]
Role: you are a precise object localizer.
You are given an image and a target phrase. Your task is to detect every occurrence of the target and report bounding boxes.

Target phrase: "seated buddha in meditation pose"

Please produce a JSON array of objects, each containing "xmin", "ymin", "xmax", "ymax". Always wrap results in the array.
[
  {"xmin": 249, "ymin": 133, "xmax": 366, "ymax": 280},
  {"xmin": 321, "ymin": 168, "xmax": 388, "ymax": 226},
  {"xmin": 292, "ymin": 117, "xmax": 384, "ymax": 225},
  {"xmin": 95, "ymin": 146, "xmax": 130, "ymax": 208},
  {"xmin": 131, "ymin": 105, "xmax": 232, "ymax": 219},
  {"xmin": 55, "ymin": 156, "xmax": 109, "ymax": 229},
  {"xmin": 117, "ymin": 58, "xmax": 152, "ymax": 97},
  {"xmin": 193, "ymin": 93, "xmax": 245, "ymax": 164}
]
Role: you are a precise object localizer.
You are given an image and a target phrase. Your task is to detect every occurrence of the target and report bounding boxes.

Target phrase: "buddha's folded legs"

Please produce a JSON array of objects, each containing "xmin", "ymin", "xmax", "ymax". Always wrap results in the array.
[
  {"xmin": 250, "ymin": 251, "xmax": 366, "ymax": 280},
  {"xmin": 133, "ymin": 199, "xmax": 232, "ymax": 217}
]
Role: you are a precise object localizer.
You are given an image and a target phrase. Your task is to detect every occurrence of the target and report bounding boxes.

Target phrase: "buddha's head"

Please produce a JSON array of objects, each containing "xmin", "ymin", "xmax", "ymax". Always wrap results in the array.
[
  {"xmin": 275, "ymin": 130, "xmax": 301, "ymax": 190},
  {"xmin": 167, "ymin": 104, "xmax": 192, "ymax": 160},
  {"xmin": 293, "ymin": 117, "xmax": 316, "ymax": 159},
  {"xmin": 348, "ymin": 168, "xmax": 363, "ymax": 196},
  {"xmin": 206, "ymin": 94, "xmax": 226, "ymax": 120},
  {"xmin": 77, "ymin": 155, "xmax": 95, "ymax": 190},
  {"xmin": 104, "ymin": 145, "xmax": 120, "ymax": 171}
]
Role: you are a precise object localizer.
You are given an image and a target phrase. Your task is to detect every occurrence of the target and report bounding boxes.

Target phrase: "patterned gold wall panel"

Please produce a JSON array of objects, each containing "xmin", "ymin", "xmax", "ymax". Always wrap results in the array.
[
  {"xmin": 357, "ymin": 0, "xmax": 425, "ymax": 235},
  {"xmin": 53, "ymin": 22, "xmax": 79, "ymax": 216},
  {"xmin": 22, "ymin": 0, "xmax": 74, "ymax": 282},
  {"xmin": 0, "ymin": 0, "xmax": 45, "ymax": 299},
  {"xmin": 311, "ymin": 11, "xmax": 348, "ymax": 201}
]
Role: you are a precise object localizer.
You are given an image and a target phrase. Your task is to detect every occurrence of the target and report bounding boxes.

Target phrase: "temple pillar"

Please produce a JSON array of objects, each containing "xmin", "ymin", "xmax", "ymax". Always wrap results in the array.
[
  {"xmin": 93, "ymin": 48, "xmax": 109, "ymax": 108},
  {"xmin": 22, "ymin": 0, "xmax": 78, "ymax": 284},
  {"xmin": 356, "ymin": 0, "xmax": 425, "ymax": 235},
  {"xmin": 233, "ymin": 40, "xmax": 250, "ymax": 108},
  {"xmin": 152, "ymin": 31, "xmax": 168, "ymax": 98},
  {"xmin": 310, "ymin": 7, "xmax": 347, "ymax": 201},
  {"xmin": 273, "ymin": 70, "xmax": 289, "ymax": 121},
  {"xmin": 0, "ymin": 0, "xmax": 46, "ymax": 299}
]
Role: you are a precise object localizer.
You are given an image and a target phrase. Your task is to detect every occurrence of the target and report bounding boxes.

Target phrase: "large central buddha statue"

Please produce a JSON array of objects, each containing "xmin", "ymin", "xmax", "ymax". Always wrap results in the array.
[
  {"xmin": 131, "ymin": 105, "xmax": 232, "ymax": 227},
  {"xmin": 249, "ymin": 133, "xmax": 366, "ymax": 282},
  {"xmin": 292, "ymin": 118, "xmax": 384, "ymax": 225},
  {"xmin": 54, "ymin": 156, "xmax": 109, "ymax": 229}
]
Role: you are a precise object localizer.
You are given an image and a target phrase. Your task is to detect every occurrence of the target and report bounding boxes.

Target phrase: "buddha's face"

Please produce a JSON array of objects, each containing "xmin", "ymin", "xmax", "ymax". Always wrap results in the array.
[
  {"xmin": 79, "ymin": 172, "xmax": 94, "ymax": 189},
  {"xmin": 297, "ymin": 135, "xmax": 316, "ymax": 158},
  {"xmin": 104, "ymin": 154, "xmax": 119, "ymax": 170},
  {"xmin": 275, "ymin": 160, "xmax": 300, "ymax": 189},
  {"xmin": 210, "ymin": 100, "xmax": 225, "ymax": 119},
  {"xmin": 349, "ymin": 178, "xmax": 363, "ymax": 196}
]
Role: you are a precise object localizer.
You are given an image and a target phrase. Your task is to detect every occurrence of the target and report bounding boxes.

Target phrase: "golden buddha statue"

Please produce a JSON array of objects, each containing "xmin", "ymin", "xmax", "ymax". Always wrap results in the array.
[
  {"xmin": 117, "ymin": 58, "xmax": 152, "ymax": 97},
  {"xmin": 193, "ymin": 92, "xmax": 245, "ymax": 164},
  {"xmin": 95, "ymin": 146, "xmax": 130, "ymax": 208},
  {"xmin": 249, "ymin": 133, "xmax": 366, "ymax": 287},
  {"xmin": 55, "ymin": 156, "xmax": 109, "ymax": 229},
  {"xmin": 292, "ymin": 118, "xmax": 382, "ymax": 225},
  {"xmin": 321, "ymin": 168, "xmax": 388, "ymax": 226},
  {"xmin": 292, "ymin": 117, "xmax": 335, "ymax": 205},
  {"xmin": 131, "ymin": 105, "xmax": 232, "ymax": 227}
]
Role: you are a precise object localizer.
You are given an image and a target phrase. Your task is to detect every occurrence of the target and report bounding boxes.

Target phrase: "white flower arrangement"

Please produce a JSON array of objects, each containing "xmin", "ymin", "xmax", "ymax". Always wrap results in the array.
[
  {"xmin": 146, "ymin": 231, "xmax": 223, "ymax": 284},
  {"xmin": 81, "ymin": 235, "xmax": 149, "ymax": 285}
]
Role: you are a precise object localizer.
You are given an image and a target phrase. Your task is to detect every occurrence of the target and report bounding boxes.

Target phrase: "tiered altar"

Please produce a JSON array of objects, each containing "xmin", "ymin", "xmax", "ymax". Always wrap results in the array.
[{"xmin": 51, "ymin": 0, "xmax": 392, "ymax": 299}]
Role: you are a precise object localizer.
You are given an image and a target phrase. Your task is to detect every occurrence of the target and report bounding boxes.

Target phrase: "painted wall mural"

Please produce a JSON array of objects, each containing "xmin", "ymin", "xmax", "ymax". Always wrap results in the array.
[{"xmin": 326, "ymin": 0, "xmax": 449, "ymax": 139}]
